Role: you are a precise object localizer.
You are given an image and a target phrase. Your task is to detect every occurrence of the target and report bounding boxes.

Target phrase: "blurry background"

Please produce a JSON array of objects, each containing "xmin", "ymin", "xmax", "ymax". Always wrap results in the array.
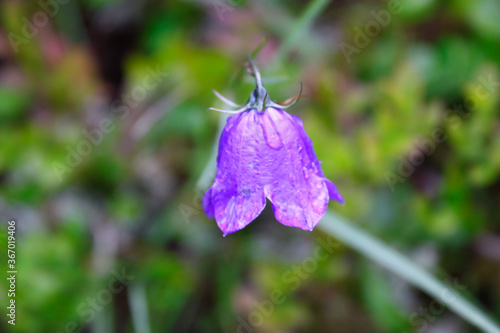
[{"xmin": 0, "ymin": 0, "xmax": 500, "ymax": 332}]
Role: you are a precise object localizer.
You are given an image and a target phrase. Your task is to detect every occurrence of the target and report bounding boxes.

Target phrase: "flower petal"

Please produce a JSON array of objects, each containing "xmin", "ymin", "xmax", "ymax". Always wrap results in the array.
[
  {"xmin": 260, "ymin": 110, "xmax": 284, "ymax": 149},
  {"xmin": 324, "ymin": 179, "xmax": 344, "ymax": 204},
  {"xmin": 288, "ymin": 112, "xmax": 344, "ymax": 204},
  {"xmin": 258, "ymin": 108, "xmax": 330, "ymax": 231},
  {"xmin": 202, "ymin": 187, "xmax": 215, "ymax": 218},
  {"xmin": 203, "ymin": 110, "xmax": 266, "ymax": 236}
]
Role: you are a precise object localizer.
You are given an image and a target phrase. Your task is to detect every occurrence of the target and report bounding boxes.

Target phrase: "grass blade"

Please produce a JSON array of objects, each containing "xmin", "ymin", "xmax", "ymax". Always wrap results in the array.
[
  {"xmin": 272, "ymin": 0, "xmax": 330, "ymax": 66},
  {"xmin": 319, "ymin": 211, "xmax": 500, "ymax": 333}
]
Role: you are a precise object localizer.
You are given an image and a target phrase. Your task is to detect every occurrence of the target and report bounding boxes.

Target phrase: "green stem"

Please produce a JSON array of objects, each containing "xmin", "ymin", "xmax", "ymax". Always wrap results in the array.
[
  {"xmin": 128, "ymin": 283, "xmax": 151, "ymax": 333},
  {"xmin": 247, "ymin": 56, "xmax": 264, "ymax": 90}
]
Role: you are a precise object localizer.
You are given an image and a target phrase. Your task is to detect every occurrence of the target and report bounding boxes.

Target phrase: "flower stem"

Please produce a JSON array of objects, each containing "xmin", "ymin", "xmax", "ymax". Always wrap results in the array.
[{"xmin": 246, "ymin": 56, "xmax": 263, "ymax": 90}]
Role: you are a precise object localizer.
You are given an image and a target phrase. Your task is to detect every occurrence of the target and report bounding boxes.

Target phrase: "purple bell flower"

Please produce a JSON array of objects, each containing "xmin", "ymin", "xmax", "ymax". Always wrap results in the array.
[{"xmin": 203, "ymin": 59, "xmax": 344, "ymax": 236}]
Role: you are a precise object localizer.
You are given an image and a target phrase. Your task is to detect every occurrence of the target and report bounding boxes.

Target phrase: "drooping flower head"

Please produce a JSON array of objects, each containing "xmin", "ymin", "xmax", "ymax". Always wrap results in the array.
[{"xmin": 203, "ymin": 58, "xmax": 344, "ymax": 236}]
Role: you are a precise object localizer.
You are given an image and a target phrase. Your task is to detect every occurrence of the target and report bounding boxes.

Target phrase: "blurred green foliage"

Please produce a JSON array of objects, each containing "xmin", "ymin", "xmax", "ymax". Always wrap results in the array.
[{"xmin": 0, "ymin": 0, "xmax": 499, "ymax": 332}]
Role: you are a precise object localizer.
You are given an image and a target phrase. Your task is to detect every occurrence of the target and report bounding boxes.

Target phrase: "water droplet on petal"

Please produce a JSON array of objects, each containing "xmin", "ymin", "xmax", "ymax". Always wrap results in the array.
[
  {"xmin": 312, "ymin": 162, "xmax": 319, "ymax": 174},
  {"xmin": 302, "ymin": 167, "xmax": 310, "ymax": 179}
]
